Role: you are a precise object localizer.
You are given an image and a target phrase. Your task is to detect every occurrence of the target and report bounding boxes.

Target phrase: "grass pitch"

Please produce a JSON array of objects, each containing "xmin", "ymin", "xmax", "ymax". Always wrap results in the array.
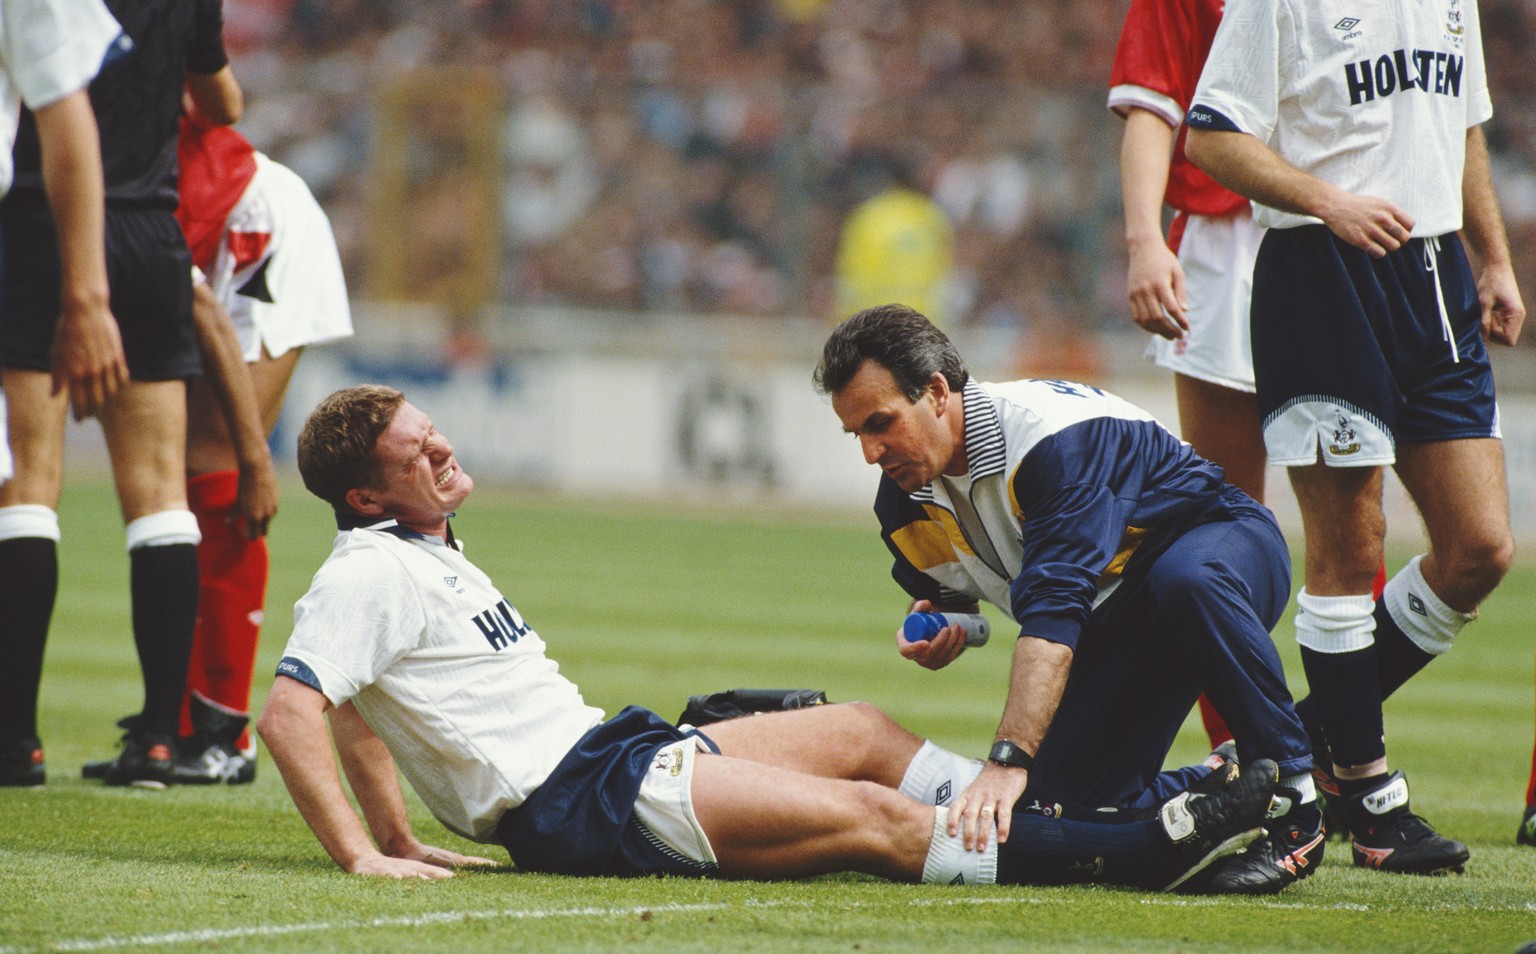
[{"xmin": 2, "ymin": 476, "xmax": 1534, "ymax": 953}]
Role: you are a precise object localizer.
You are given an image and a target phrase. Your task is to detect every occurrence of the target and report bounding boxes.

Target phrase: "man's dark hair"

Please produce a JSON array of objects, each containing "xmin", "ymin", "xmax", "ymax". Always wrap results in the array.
[
  {"xmin": 297, "ymin": 385, "xmax": 406, "ymax": 514},
  {"xmin": 813, "ymin": 303, "xmax": 969, "ymax": 400}
]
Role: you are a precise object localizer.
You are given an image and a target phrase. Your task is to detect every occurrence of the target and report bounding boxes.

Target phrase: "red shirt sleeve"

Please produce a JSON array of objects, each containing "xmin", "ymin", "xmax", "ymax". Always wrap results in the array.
[{"xmin": 1109, "ymin": 0, "xmax": 1248, "ymax": 219}]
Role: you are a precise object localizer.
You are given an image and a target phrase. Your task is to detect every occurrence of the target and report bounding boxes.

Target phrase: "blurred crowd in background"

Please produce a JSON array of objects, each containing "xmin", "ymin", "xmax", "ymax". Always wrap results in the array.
[{"xmin": 220, "ymin": 0, "xmax": 1536, "ymax": 346}]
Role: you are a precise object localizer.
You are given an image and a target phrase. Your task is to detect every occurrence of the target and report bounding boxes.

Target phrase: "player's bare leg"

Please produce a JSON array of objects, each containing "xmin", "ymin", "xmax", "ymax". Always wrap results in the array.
[
  {"xmin": 178, "ymin": 346, "xmax": 302, "ymax": 777},
  {"xmin": 1392, "ymin": 438, "xmax": 1512, "ymax": 611},
  {"xmin": 689, "ymin": 749, "xmax": 1280, "ymax": 889},
  {"xmin": 1289, "ymin": 460, "xmax": 1469, "ymax": 873},
  {"xmin": 700, "ymin": 702, "xmax": 925, "ymax": 789},
  {"xmin": 93, "ymin": 380, "xmax": 200, "ymax": 787},
  {"xmin": 185, "ymin": 345, "xmax": 301, "ymax": 473},
  {"xmin": 1174, "ymin": 374, "xmax": 1266, "ymax": 503},
  {"xmin": 1289, "ymin": 462, "xmax": 1386, "ymax": 775},
  {"xmin": 690, "ymin": 755, "xmax": 934, "ymax": 879}
]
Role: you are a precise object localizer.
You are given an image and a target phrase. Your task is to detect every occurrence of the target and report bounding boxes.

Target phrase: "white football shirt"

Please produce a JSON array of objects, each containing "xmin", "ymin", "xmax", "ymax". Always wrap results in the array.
[
  {"xmin": 1189, "ymin": 0, "xmax": 1491, "ymax": 235},
  {"xmin": 0, "ymin": 0, "xmax": 123, "ymax": 195},
  {"xmin": 280, "ymin": 522, "xmax": 605, "ymax": 843}
]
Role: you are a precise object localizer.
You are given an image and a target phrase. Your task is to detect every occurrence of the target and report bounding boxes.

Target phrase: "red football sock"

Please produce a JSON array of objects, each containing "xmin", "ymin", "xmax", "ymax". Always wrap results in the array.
[
  {"xmin": 1196, "ymin": 693, "xmax": 1233, "ymax": 749},
  {"xmin": 181, "ymin": 470, "xmax": 269, "ymax": 750},
  {"xmin": 1528, "ymin": 651, "xmax": 1536, "ymax": 808}
]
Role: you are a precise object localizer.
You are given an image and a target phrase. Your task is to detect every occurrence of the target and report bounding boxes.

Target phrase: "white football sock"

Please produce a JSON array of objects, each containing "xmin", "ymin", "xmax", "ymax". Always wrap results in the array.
[
  {"xmin": 899, "ymin": 741, "xmax": 983, "ymax": 807},
  {"xmin": 1294, "ymin": 588, "xmax": 1375, "ymax": 653},
  {"xmin": 1383, "ymin": 554, "xmax": 1475, "ymax": 655},
  {"xmin": 1280, "ymin": 772, "xmax": 1317, "ymax": 807}
]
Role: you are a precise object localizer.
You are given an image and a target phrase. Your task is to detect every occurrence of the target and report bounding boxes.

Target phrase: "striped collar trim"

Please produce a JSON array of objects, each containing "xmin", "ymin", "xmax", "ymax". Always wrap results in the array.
[
  {"xmin": 908, "ymin": 379, "xmax": 1005, "ymax": 502},
  {"xmin": 959, "ymin": 380, "xmax": 1007, "ymax": 480}
]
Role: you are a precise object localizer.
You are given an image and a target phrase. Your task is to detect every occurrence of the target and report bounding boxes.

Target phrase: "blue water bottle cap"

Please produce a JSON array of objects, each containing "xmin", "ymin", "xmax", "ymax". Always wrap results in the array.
[{"xmin": 902, "ymin": 612, "xmax": 944, "ymax": 643}]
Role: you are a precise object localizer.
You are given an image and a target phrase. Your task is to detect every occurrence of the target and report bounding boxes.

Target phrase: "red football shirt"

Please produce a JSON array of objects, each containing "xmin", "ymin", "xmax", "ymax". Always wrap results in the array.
[
  {"xmin": 1108, "ymin": 0, "xmax": 1248, "ymax": 220},
  {"xmin": 175, "ymin": 116, "xmax": 261, "ymax": 272}
]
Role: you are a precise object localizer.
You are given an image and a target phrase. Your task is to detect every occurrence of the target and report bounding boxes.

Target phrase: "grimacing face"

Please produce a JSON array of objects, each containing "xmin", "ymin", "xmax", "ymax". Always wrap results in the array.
[
  {"xmin": 830, "ymin": 360, "xmax": 958, "ymax": 493},
  {"xmin": 357, "ymin": 402, "xmax": 473, "ymax": 533}
]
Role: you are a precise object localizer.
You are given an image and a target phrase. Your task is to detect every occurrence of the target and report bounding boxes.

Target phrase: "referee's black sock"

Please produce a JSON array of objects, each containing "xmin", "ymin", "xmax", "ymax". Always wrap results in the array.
[
  {"xmin": 0, "ymin": 537, "xmax": 58, "ymax": 746},
  {"xmin": 130, "ymin": 543, "xmax": 200, "ymax": 740},
  {"xmin": 1298, "ymin": 645, "xmax": 1386, "ymax": 770}
]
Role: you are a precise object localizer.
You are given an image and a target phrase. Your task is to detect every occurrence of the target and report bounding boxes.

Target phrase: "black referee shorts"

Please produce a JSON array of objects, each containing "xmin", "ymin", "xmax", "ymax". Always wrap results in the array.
[{"xmin": 0, "ymin": 193, "xmax": 201, "ymax": 380}]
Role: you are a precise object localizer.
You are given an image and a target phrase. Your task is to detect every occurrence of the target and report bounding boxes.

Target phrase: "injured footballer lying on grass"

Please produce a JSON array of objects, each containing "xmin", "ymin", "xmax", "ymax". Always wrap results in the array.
[{"xmin": 256, "ymin": 384, "xmax": 1282, "ymax": 892}]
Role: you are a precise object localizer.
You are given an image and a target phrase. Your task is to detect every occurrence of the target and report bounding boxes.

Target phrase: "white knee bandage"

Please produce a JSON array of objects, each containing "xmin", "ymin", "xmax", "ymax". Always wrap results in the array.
[
  {"xmin": 1383, "ymin": 554, "xmax": 1475, "ymax": 656},
  {"xmin": 1294, "ymin": 588, "xmax": 1376, "ymax": 654},
  {"xmin": 125, "ymin": 509, "xmax": 201, "ymax": 551},
  {"xmin": 921, "ymin": 806, "xmax": 998, "ymax": 885},
  {"xmin": 0, "ymin": 504, "xmax": 60, "ymax": 543}
]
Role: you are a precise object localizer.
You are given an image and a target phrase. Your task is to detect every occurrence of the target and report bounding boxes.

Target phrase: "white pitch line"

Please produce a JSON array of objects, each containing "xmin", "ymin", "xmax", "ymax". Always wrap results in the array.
[
  {"xmin": 5, "ymin": 893, "xmax": 1534, "ymax": 953},
  {"xmin": 0, "ymin": 903, "xmax": 735, "ymax": 954}
]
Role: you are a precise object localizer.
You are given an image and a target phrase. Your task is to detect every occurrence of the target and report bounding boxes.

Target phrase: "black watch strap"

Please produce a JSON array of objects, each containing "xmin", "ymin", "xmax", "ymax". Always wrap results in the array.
[{"xmin": 988, "ymin": 739, "xmax": 1035, "ymax": 770}]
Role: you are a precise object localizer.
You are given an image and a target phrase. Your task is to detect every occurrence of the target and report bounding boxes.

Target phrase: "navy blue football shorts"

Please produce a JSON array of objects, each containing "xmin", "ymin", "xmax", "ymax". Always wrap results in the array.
[
  {"xmin": 0, "ymin": 194, "xmax": 200, "ymax": 380},
  {"xmin": 1250, "ymin": 225, "xmax": 1499, "ymax": 468},
  {"xmin": 496, "ymin": 706, "xmax": 722, "ymax": 878}
]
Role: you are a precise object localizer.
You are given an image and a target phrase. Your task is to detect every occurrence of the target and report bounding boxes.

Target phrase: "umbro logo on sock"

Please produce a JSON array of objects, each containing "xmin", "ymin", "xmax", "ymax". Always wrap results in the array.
[
  {"xmin": 1408, "ymin": 593, "xmax": 1427, "ymax": 616},
  {"xmin": 936, "ymin": 780, "xmax": 952, "ymax": 805}
]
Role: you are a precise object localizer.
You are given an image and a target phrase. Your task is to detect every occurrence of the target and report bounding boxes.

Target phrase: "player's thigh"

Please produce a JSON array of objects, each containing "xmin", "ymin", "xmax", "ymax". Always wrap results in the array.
[
  {"xmin": 689, "ymin": 753, "xmax": 926, "ymax": 879},
  {"xmin": 1174, "ymin": 374, "xmax": 1267, "ymax": 503},
  {"xmin": 0, "ymin": 368, "xmax": 68, "ymax": 508},
  {"xmin": 1393, "ymin": 438, "xmax": 1512, "ymax": 566},
  {"xmin": 99, "ymin": 379, "xmax": 188, "ymax": 521},
  {"xmin": 250, "ymin": 346, "xmax": 302, "ymax": 431},
  {"xmin": 184, "ymin": 373, "xmax": 235, "ymax": 474},
  {"xmin": 185, "ymin": 346, "xmax": 303, "ymax": 474},
  {"xmin": 701, "ymin": 701, "xmax": 922, "ymax": 788},
  {"xmin": 1287, "ymin": 463, "xmax": 1385, "ymax": 592}
]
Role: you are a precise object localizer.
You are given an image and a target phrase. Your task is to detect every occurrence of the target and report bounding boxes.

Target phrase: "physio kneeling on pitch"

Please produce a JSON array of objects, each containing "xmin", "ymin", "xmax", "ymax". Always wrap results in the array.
[{"xmin": 257, "ymin": 385, "xmax": 1277, "ymax": 890}]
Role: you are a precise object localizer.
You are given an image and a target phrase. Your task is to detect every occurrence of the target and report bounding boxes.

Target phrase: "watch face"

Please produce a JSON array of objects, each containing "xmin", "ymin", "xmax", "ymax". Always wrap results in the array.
[{"xmin": 989, "ymin": 740, "xmax": 1032, "ymax": 768}]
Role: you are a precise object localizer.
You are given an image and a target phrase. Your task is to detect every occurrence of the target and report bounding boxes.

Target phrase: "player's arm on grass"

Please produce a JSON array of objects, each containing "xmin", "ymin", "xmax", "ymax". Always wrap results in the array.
[
  {"xmin": 1459, "ymin": 125, "xmax": 1525, "ymax": 347},
  {"xmin": 34, "ymin": 87, "xmax": 126, "ymax": 420},
  {"xmin": 257, "ymin": 677, "xmax": 458, "ymax": 879},
  {"xmin": 330, "ymin": 700, "xmax": 495, "ymax": 871},
  {"xmin": 189, "ymin": 281, "xmax": 278, "ymax": 537},
  {"xmin": 949, "ymin": 635, "xmax": 1071, "ymax": 852},
  {"xmin": 1184, "ymin": 128, "xmax": 1414, "ymax": 258}
]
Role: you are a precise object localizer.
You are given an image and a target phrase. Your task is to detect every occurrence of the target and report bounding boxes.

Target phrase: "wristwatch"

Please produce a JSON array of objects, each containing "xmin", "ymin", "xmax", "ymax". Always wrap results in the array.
[{"xmin": 988, "ymin": 739, "xmax": 1035, "ymax": 771}]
